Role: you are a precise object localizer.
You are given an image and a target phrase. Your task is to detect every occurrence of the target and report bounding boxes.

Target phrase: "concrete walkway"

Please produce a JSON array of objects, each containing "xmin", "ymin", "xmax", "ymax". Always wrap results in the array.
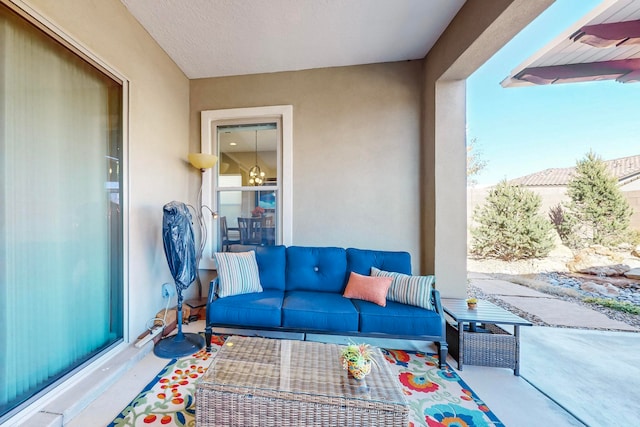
[
  {"xmin": 469, "ymin": 272, "xmax": 640, "ymax": 426},
  {"xmin": 469, "ymin": 272, "xmax": 637, "ymax": 331}
]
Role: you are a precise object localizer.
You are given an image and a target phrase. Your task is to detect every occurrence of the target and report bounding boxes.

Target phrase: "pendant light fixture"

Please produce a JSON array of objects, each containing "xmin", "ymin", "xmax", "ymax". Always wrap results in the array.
[{"xmin": 249, "ymin": 130, "xmax": 265, "ymax": 186}]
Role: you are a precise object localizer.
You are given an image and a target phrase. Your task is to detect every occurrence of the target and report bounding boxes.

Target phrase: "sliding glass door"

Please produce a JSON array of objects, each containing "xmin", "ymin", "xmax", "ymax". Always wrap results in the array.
[{"xmin": 0, "ymin": 3, "xmax": 124, "ymax": 420}]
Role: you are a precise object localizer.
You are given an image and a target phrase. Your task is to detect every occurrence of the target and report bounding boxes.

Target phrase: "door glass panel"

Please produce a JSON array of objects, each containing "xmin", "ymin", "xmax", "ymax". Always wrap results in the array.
[{"xmin": 0, "ymin": 3, "xmax": 123, "ymax": 420}]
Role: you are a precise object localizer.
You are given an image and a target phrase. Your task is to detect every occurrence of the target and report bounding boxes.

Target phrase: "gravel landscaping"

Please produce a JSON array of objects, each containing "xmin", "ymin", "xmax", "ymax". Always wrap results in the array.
[{"xmin": 467, "ymin": 249, "xmax": 640, "ymax": 331}]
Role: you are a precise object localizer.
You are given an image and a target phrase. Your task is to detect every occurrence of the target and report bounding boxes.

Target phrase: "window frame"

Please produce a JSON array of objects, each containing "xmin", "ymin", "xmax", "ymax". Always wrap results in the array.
[{"xmin": 200, "ymin": 106, "xmax": 293, "ymax": 269}]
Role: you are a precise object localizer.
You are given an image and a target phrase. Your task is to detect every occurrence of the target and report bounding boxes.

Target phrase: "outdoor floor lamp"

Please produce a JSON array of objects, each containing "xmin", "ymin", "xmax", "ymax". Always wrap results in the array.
[{"xmin": 188, "ymin": 153, "xmax": 218, "ymax": 303}]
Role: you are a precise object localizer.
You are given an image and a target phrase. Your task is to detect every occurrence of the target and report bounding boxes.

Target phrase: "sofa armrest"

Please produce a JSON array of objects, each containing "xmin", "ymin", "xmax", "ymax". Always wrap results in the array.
[
  {"xmin": 431, "ymin": 288, "xmax": 448, "ymax": 368},
  {"xmin": 208, "ymin": 278, "xmax": 219, "ymax": 303},
  {"xmin": 431, "ymin": 288, "xmax": 444, "ymax": 315}
]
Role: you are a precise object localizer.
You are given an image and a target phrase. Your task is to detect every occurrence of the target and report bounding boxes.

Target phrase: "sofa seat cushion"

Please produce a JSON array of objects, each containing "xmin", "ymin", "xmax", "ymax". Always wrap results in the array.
[
  {"xmin": 352, "ymin": 299, "xmax": 443, "ymax": 336},
  {"xmin": 282, "ymin": 291, "xmax": 358, "ymax": 332},
  {"xmin": 208, "ymin": 290, "xmax": 284, "ymax": 328},
  {"xmin": 286, "ymin": 246, "xmax": 347, "ymax": 293}
]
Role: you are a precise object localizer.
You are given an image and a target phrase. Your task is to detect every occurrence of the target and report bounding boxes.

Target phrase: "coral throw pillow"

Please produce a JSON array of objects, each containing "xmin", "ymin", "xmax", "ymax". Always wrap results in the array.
[{"xmin": 343, "ymin": 271, "xmax": 393, "ymax": 307}]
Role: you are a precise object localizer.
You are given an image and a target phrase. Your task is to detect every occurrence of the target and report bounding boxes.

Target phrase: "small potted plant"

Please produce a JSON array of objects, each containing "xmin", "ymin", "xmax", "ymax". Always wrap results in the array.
[
  {"xmin": 466, "ymin": 297, "xmax": 478, "ymax": 309},
  {"xmin": 340, "ymin": 343, "xmax": 376, "ymax": 380}
]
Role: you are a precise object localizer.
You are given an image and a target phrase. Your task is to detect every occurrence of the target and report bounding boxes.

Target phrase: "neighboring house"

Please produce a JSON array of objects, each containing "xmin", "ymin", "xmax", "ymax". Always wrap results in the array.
[
  {"xmin": 467, "ymin": 155, "xmax": 640, "ymax": 238},
  {"xmin": 510, "ymin": 154, "xmax": 640, "ymax": 190},
  {"xmin": 509, "ymin": 154, "xmax": 640, "ymax": 231}
]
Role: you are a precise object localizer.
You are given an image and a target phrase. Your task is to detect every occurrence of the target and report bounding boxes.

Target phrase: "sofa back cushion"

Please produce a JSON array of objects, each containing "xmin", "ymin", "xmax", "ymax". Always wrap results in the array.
[
  {"xmin": 254, "ymin": 245, "xmax": 286, "ymax": 291},
  {"xmin": 286, "ymin": 246, "xmax": 347, "ymax": 292},
  {"xmin": 346, "ymin": 248, "xmax": 412, "ymax": 277}
]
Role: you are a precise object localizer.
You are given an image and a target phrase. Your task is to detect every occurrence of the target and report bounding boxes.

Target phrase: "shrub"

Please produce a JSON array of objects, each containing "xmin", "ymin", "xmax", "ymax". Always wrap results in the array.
[
  {"xmin": 565, "ymin": 152, "xmax": 632, "ymax": 247},
  {"xmin": 583, "ymin": 297, "xmax": 640, "ymax": 315},
  {"xmin": 626, "ymin": 230, "xmax": 640, "ymax": 246},
  {"xmin": 548, "ymin": 203, "xmax": 579, "ymax": 248},
  {"xmin": 549, "ymin": 203, "xmax": 574, "ymax": 247},
  {"xmin": 470, "ymin": 181, "xmax": 554, "ymax": 260}
]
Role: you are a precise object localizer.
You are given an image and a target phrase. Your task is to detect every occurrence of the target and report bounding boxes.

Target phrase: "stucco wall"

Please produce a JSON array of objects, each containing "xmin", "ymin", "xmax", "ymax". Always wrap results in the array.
[
  {"xmin": 626, "ymin": 190, "xmax": 640, "ymax": 231},
  {"xmin": 422, "ymin": 0, "xmax": 553, "ymax": 297},
  {"xmin": 190, "ymin": 62, "xmax": 423, "ymax": 271},
  {"xmin": 623, "ymin": 178, "xmax": 640, "ymax": 191},
  {"xmin": 23, "ymin": 0, "xmax": 191, "ymax": 339}
]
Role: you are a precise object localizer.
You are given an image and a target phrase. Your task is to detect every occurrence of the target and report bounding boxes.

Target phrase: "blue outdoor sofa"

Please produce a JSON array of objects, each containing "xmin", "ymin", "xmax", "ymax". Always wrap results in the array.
[{"xmin": 204, "ymin": 245, "xmax": 448, "ymax": 368}]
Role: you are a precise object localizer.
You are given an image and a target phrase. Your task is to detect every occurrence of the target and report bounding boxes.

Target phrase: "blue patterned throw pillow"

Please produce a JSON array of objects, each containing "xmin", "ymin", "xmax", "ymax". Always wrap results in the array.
[
  {"xmin": 371, "ymin": 267, "xmax": 434, "ymax": 310},
  {"xmin": 214, "ymin": 251, "xmax": 263, "ymax": 298}
]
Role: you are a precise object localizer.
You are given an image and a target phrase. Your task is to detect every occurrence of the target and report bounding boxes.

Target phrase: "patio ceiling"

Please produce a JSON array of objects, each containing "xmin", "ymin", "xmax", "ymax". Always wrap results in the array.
[
  {"xmin": 502, "ymin": 0, "xmax": 640, "ymax": 87},
  {"xmin": 120, "ymin": 0, "xmax": 465, "ymax": 79}
]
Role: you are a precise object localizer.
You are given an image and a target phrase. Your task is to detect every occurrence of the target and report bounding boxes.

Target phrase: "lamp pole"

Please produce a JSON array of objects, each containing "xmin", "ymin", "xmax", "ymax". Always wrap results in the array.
[{"xmin": 186, "ymin": 153, "xmax": 218, "ymax": 306}]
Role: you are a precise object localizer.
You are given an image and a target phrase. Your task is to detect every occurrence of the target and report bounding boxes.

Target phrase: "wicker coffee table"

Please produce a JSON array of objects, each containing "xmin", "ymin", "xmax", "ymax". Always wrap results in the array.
[
  {"xmin": 195, "ymin": 336, "xmax": 408, "ymax": 426},
  {"xmin": 442, "ymin": 298, "xmax": 532, "ymax": 375}
]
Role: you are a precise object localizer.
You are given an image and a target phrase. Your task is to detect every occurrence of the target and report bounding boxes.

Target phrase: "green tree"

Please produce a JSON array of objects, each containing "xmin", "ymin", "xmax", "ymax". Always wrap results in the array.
[
  {"xmin": 467, "ymin": 137, "xmax": 487, "ymax": 186},
  {"xmin": 471, "ymin": 180, "xmax": 554, "ymax": 260},
  {"xmin": 565, "ymin": 152, "xmax": 632, "ymax": 246}
]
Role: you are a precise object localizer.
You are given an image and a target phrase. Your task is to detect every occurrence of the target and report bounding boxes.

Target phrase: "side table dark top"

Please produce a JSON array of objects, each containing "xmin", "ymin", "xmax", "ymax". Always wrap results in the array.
[{"xmin": 441, "ymin": 298, "xmax": 532, "ymax": 327}]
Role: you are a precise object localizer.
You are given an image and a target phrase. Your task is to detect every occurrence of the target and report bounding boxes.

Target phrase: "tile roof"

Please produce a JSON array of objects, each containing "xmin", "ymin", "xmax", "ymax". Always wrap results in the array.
[{"xmin": 509, "ymin": 154, "xmax": 640, "ymax": 187}]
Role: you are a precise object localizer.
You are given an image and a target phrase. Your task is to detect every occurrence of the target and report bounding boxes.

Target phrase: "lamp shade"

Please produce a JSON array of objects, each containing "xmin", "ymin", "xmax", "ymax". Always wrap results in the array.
[{"xmin": 188, "ymin": 153, "xmax": 218, "ymax": 170}]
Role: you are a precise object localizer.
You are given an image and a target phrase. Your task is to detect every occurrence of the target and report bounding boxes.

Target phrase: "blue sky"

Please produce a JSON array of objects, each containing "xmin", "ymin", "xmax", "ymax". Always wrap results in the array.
[{"xmin": 467, "ymin": 0, "xmax": 640, "ymax": 187}]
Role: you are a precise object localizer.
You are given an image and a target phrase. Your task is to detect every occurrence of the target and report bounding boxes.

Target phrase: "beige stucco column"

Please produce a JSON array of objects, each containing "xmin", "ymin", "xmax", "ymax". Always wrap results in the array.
[
  {"xmin": 422, "ymin": 0, "xmax": 554, "ymax": 297},
  {"xmin": 434, "ymin": 80, "xmax": 468, "ymax": 296}
]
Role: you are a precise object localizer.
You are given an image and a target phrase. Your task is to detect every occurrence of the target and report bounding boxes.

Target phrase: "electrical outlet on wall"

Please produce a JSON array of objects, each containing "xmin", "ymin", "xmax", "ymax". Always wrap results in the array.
[{"xmin": 161, "ymin": 283, "xmax": 175, "ymax": 299}]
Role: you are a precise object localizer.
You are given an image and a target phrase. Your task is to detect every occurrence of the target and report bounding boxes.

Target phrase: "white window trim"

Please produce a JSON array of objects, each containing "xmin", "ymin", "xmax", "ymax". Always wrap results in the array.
[{"xmin": 200, "ymin": 105, "xmax": 293, "ymax": 269}]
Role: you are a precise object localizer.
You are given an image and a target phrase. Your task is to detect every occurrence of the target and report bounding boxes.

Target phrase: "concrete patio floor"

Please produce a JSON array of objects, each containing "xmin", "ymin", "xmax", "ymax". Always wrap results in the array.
[
  {"xmin": 521, "ymin": 327, "xmax": 640, "ymax": 426},
  {"xmin": 471, "ymin": 272, "xmax": 640, "ymax": 426},
  {"xmin": 17, "ymin": 273, "xmax": 639, "ymax": 426},
  {"xmin": 19, "ymin": 320, "xmax": 583, "ymax": 427}
]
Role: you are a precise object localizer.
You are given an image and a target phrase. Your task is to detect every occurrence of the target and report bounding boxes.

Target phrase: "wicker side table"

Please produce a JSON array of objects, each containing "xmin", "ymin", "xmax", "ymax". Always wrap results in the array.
[
  {"xmin": 195, "ymin": 336, "xmax": 408, "ymax": 426},
  {"xmin": 442, "ymin": 298, "xmax": 532, "ymax": 375}
]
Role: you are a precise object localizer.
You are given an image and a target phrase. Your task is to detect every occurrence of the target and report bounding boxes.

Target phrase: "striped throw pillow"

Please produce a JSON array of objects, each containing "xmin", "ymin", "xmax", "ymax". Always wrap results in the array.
[
  {"xmin": 214, "ymin": 251, "xmax": 263, "ymax": 298},
  {"xmin": 371, "ymin": 267, "xmax": 434, "ymax": 310}
]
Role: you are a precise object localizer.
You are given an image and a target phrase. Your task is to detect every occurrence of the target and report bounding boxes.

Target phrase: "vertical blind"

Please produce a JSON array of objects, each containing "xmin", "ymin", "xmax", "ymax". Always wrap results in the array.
[{"xmin": 0, "ymin": 5, "xmax": 123, "ymax": 419}]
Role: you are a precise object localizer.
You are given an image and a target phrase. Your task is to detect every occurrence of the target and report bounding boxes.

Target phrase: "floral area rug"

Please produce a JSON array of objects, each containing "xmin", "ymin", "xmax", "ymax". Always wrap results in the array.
[{"xmin": 108, "ymin": 335, "xmax": 503, "ymax": 427}]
